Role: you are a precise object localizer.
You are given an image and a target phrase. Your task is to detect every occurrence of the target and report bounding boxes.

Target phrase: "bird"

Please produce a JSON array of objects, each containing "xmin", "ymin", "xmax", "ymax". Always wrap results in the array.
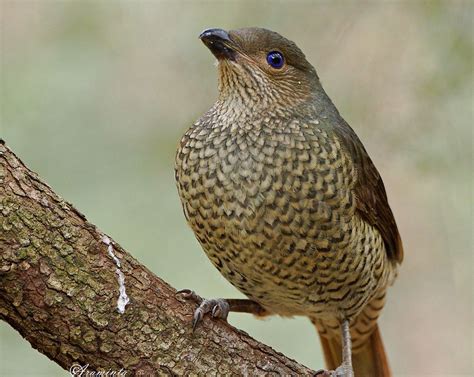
[{"xmin": 174, "ymin": 27, "xmax": 403, "ymax": 377}]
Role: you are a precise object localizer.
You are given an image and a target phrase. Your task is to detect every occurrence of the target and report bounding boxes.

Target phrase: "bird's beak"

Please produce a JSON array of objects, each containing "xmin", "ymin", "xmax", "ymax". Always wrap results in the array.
[{"xmin": 199, "ymin": 28, "xmax": 236, "ymax": 61}]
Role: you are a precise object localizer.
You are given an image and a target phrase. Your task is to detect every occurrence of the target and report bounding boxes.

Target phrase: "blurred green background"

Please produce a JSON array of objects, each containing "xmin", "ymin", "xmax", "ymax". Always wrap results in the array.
[{"xmin": 0, "ymin": 1, "xmax": 472, "ymax": 376}]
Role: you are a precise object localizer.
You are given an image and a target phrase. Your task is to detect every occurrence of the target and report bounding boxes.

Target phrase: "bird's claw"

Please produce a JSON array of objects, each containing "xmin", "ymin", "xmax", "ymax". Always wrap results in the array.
[
  {"xmin": 176, "ymin": 289, "xmax": 230, "ymax": 331},
  {"xmin": 314, "ymin": 370, "xmax": 332, "ymax": 377},
  {"xmin": 176, "ymin": 289, "xmax": 203, "ymax": 303},
  {"xmin": 314, "ymin": 367, "xmax": 352, "ymax": 377},
  {"xmin": 191, "ymin": 297, "xmax": 230, "ymax": 330}
]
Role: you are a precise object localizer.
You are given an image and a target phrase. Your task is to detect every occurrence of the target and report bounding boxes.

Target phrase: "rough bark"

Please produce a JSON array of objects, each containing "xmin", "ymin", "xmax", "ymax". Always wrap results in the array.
[{"xmin": 0, "ymin": 140, "xmax": 315, "ymax": 376}]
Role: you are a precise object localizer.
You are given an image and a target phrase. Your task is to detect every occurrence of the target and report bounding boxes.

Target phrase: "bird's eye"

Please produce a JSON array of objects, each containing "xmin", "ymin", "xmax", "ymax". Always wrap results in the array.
[{"xmin": 266, "ymin": 51, "xmax": 284, "ymax": 69}]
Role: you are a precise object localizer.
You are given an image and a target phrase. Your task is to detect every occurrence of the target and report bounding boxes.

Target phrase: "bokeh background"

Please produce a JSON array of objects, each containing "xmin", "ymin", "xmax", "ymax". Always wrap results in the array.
[{"xmin": 0, "ymin": 1, "xmax": 472, "ymax": 376}]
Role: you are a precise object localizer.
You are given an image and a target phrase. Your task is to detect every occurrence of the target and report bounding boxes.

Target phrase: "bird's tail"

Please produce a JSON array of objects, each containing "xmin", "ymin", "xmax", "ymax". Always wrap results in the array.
[{"xmin": 318, "ymin": 323, "xmax": 392, "ymax": 377}]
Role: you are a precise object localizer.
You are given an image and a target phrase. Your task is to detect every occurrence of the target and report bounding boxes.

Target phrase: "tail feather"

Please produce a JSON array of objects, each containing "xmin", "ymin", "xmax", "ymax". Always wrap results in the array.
[{"xmin": 318, "ymin": 323, "xmax": 391, "ymax": 377}]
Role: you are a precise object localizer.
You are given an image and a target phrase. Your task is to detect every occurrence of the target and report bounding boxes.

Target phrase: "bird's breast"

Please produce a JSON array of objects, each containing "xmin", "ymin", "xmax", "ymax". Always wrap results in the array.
[
  {"xmin": 175, "ymin": 119, "xmax": 373, "ymax": 316},
  {"xmin": 176, "ymin": 118, "xmax": 355, "ymax": 225}
]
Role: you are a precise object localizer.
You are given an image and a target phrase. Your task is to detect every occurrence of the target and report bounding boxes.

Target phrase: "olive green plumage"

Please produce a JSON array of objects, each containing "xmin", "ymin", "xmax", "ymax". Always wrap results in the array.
[{"xmin": 175, "ymin": 27, "xmax": 402, "ymax": 371}]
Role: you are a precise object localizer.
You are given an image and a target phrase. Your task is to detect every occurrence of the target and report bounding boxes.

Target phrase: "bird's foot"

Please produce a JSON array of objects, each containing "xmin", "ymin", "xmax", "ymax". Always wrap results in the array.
[
  {"xmin": 333, "ymin": 364, "xmax": 354, "ymax": 377},
  {"xmin": 176, "ymin": 289, "xmax": 230, "ymax": 330},
  {"xmin": 314, "ymin": 365, "xmax": 354, "ymax": 377},
  {"xmin": 314, "ymin": 369, "xmax": 332, "ymax": 377}
]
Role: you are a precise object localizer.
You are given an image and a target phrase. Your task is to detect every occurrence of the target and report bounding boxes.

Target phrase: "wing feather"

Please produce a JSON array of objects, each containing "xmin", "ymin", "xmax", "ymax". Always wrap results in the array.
[{"xmin": 334, "ymin": 121, "xmax": 403, "ymax": 263}]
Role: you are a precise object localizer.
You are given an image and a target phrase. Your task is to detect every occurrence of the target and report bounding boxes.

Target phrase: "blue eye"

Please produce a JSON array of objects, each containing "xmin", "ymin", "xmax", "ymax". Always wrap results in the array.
[{"xmin": 266, "ymin": 51, "xmax": 284, "ymax": 69}]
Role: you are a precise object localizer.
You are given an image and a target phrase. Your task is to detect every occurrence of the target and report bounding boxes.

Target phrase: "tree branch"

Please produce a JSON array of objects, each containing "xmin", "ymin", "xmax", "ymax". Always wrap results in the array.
[{"xmin": 0, "ymin": 141, "xmax": 315, "ymax": 375}]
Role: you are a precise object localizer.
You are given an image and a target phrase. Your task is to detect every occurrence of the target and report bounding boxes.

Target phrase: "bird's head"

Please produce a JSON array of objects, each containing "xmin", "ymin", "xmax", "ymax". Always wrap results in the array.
[{"xmin": 199, "ymin": 27, "xmax": 320, "ymax": 110}]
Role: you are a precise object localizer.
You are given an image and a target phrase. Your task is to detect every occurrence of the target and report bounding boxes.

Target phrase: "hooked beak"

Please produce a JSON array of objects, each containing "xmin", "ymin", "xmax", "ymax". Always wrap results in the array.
[{"xmin": 199, "ymin": 28, "xmax": 236, "ymax": 61}]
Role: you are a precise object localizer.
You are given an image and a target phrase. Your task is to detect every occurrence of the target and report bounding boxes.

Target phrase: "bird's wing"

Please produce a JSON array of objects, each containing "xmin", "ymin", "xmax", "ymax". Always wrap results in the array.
[{"xmin": 334, "ymin": 121, "xmax": 403, "ymax": 263}]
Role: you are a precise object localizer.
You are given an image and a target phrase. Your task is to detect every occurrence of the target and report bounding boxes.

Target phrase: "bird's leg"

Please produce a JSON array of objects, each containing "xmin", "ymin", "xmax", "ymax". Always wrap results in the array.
[
  {"xmin": 315, "ymin": 320, "xmax": 354, "ymax": 377},
  {"xmin": 335, "ymin": 319, "xmax": 354, "ymax": 377},
  {"xmin": 176, "ymin": 289, "xmax": 269, "ymax": 330}
]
